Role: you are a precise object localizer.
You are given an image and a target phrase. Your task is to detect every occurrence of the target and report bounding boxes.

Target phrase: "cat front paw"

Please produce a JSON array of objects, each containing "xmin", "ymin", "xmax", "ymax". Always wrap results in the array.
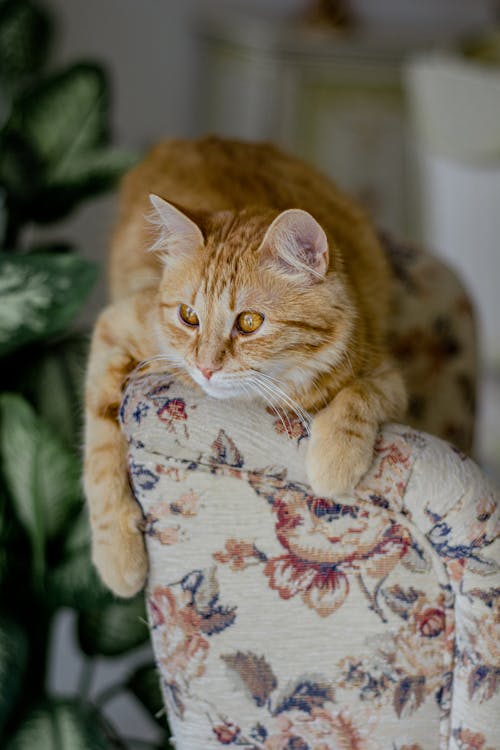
[
  {"xmin": 306, "ymin": 418, "xmax": 376, "ymax": 497},
  {"xmin": 92, "ymin": 502, "xmax": 148, "ymax": 598}
]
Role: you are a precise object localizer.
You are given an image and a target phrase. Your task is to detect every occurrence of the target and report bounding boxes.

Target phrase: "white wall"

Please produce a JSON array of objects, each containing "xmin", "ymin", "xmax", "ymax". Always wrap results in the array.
[
  {"xmin": 43, "ymin": 0, "xmax": 496, "ymax": 323},
  {"xmin": 47, "ymin": 0, "xmax": 495, "ymax": 152}
]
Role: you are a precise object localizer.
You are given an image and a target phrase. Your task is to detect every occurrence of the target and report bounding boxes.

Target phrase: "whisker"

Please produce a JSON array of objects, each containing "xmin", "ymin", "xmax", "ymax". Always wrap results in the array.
[
  {"xmin": 127, "ymin": 355, "xmax": 185, "ymax": 381},
  {"xmin": 247, "ymin": 375, "xmax": 295, "ymax": 436},
  {"xmin": 292, "ymin": 366, "xmax": 329, "ymax": 410},
  {"xmin": 249, "ymin": 373, "xmax": 308, "ymax": 438},
  {"xmin": 246, "ymin": 377, "xmax": 290, "ymax": 434},
  {"xmin": 253, "ymin": 371, "xmax": 311, "ymax": 432},
  {"xmin": 245, "ymin": 379, "xmax": 291, "ymax": 438},
  {"xmin": 262, "ymin": 378, "xmax": 312, "ymax": 428},
  {"xmin": 252, "ymin": 377, "xmax": 304, "ymax": 427},
  {"xmin": 342, "ymin": 350, "xmax": 355, "ymax": 377},
  {"xmin": 240, "ymin": 381, "xmax": 254, "ymax": 404},
  {"xmin": 309, "ymin": 377, "xmax": 329, "ymax": 410}
]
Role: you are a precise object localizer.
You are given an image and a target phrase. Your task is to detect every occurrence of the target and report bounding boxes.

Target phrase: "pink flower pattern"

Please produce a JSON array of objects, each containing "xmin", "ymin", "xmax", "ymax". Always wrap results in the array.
[
  {"xmin": 121, "ymin": 366, "xmax": 499, "ymax": 749},
  {"xmin": 215, "ymin": 478, "xmax": 411, "ymax": 619}
]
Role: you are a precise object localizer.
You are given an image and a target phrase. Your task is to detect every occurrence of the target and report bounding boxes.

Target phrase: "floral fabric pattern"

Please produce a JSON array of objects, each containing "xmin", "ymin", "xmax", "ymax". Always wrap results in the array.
[
  {"xmin": 382, "ymin": 234, "xmax": 477, "ymax": 454},
  {"xmin": 213, "ymin": 489, "xmax": 412, "ymax": 620},
  {"xmin": 148, "ymin": 567, "xmax": 237, "ymax": 719},
  {"xmin": 121, "ymin": 368, "xmax": 499, "ymax": 749}
]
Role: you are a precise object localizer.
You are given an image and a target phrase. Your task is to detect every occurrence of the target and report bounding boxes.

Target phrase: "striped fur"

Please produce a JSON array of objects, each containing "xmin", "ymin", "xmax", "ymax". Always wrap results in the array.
[{"xmin": 84, "ymin": 136, "xmax": 406, "ymax": 597}]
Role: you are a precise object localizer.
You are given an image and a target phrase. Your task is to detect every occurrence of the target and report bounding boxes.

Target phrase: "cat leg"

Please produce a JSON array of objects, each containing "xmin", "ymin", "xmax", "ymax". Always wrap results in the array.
[
  {"xmin": 306, "ymin": 361, "xmax": 406, "ymax": 496},
  {"xmin": 84, "ymin": 296, "xmax": 155, "ymax": 597}
]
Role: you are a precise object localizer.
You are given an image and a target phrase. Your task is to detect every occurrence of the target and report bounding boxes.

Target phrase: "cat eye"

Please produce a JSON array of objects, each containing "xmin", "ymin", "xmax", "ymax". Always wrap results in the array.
[
  {"xmin": 178, "ymin": 303, "xmax": 199, "ymax": 327},
  {"xmin": 236, "ymin": 310, "xmax": 264, "ymax": 335}
]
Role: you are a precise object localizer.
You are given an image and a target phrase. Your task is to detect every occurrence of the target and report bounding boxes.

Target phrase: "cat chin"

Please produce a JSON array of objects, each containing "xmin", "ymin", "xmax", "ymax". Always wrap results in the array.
[{"xmin": 200, "ymin": 382, "xmax": 247, "ymax": 399}]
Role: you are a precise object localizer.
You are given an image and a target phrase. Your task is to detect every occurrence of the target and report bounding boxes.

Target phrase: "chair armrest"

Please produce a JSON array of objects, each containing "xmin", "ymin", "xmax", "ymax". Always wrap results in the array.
[{"xmin": 121, "ymin": 373, "xmax": 499, "ymax": 750}]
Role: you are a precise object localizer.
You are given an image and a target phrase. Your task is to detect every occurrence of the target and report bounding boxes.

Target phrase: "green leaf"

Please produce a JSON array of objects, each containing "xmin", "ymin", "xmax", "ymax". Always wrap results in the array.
[
  {"xmin": 0, "ymin": 394, "xmax": 81, "ymax": 580},
  {"xmin": 47, "ymin": 510, "xmax": 113, "ymax": 611},
  {"xmin": 7, "ymin": 699, "xmax": 112, "ymax": 750},
  {"xmin": 0, "ymin": 0, "xmax": 51, "ymax": 91},
  {"xmin": 30, "ymin": 334, "xmax": 89, "ymax": 448},
  {"xmin": 0, "ymin": 393, "xmax": 81, "ymax": 539},
  {"xmin": 48, "ymin": 147, "xmax": 136, "ymax": 191},
  {"xmin": 8, "ymin": 63, "xmax": 108, "ymax": 171},
  {"xmin": 127, "ymin": 663, "xmax": 168, "ymax": 732},
  {"xmin": 0, "ymin": 480, "xmax": 32, "ymax": 596},
  {"xmin": 0, "ymin": 253, "xmax": 97, "ymax": 355},
  {"xmin": 0, "ymin": 618, "xmax": 28, "ymax": 734},
  {"xmin": 78, "ymin": 595, "xmax": 149, "ymax": 657},
  {"xmin": 61, "ymin": 507, "xmax": 92, "ymax": 557},
  {"xmin": 0, "ymin": 64, "xmax": 133, "ymax": 222},
  {"xmin": 47, "ymin": 542, "xmax": 113, "ymax": 612},
  {"xmin": 0, "ymin": 486, "xmax": 8, "ymax": 588},
  {"xmin": 26, "ymin": 240, "xmax": 74, "ymax": 255}
]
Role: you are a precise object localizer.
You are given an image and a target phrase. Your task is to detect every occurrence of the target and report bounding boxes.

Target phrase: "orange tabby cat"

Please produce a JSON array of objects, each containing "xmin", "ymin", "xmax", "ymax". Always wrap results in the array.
[{"xmin": 84, "ymin": 136, "xmax": 406, "ymax": 597}]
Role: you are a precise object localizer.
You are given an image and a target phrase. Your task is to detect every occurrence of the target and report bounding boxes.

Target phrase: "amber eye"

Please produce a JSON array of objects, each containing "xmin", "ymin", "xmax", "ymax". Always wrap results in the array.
[
  {"xmin": 236, "ymin": 310, "xmax": 264, "ymax": 335},
  {"xmin": 178, "ymin": 303, "xmax": 199, "ymax": 327}
]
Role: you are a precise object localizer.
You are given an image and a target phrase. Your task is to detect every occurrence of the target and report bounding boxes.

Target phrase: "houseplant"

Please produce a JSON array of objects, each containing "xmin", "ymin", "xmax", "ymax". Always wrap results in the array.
[{"xmin": 0, "ymin": 1, "xmax": 170, "ymax": 746}]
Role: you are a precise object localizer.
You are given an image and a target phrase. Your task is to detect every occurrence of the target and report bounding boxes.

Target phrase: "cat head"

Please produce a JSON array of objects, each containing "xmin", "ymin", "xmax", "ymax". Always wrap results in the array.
[{"xmin": 148, "ymin": 194, "xmax": 354, "ymax": 401}]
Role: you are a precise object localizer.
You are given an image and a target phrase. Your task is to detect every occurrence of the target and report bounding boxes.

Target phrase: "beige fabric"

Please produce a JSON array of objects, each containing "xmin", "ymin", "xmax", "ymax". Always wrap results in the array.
[{"xmin": 121, "ymin": 374, "xmax": 500, "ymax": 750}]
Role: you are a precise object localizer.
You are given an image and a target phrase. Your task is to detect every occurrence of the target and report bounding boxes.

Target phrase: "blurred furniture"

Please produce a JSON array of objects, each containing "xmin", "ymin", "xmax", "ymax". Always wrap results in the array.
[
  {"xmin": 118, "ymin": 243, "xmax": 498, "ymax": 750},
  {"xmin": 383, "ymin": 233, "xmax": 476, "ymax": 454},
  {"xmin": 195, "ymin": 8, "xmax": 451, "ymax": 237},
  {"xmin": 406, "ymin": 54, "xmax": 500, "ymax": 369},
  {"xmin": 406, "ymin": 53, "xmax": 500, "ymax": 480}
]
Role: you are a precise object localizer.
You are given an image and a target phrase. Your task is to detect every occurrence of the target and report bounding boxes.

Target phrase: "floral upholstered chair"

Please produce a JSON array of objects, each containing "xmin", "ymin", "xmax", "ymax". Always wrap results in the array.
[{"xmin": 120, "ymin": 238, "xmax": 499, "ymax": 750}]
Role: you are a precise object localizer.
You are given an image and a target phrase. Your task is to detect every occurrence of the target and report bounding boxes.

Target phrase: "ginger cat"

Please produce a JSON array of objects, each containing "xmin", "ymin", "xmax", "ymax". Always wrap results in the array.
[{"xmin": 84, "ymin": 136, "xmax": 406, "ymax": 597}]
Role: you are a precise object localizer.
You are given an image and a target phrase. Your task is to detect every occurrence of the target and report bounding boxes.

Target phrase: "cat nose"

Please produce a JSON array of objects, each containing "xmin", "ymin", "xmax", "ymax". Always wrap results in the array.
[{"xmin": 198, "ymin": 365, "xmax": 219, "ymax": 380}]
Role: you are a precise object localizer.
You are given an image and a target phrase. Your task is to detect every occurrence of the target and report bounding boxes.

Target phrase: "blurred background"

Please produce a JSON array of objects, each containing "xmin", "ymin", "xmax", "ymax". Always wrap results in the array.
[
  {"xmin": 1, "ymin": 0, "xmax": 500, "ymax": 747},
  {"xmin": 47, "ymin": 0, "xmax": 500, "ymax": 473}
]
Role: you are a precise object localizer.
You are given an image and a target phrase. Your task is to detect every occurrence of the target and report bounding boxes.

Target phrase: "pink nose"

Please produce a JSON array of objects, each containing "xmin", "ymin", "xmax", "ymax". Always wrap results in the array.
[{"xmin": 199, "ymin": 366, "xmax": 217, "ymax": 380}]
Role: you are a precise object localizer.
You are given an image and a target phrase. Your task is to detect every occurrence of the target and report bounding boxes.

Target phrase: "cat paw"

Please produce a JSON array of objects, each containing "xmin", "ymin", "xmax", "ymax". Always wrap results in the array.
[
  {"xmin": 306, "ymin": 419, "xmax": 376, "ymax": 497},
  {"xmin": 92, "ymin": 502, "xmax": 148, "ymax": 598}
]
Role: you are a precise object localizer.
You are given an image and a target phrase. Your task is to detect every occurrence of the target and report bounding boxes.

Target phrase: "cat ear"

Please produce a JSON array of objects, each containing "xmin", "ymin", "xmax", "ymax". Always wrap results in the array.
[
  {"xmin": 259, "ymin": 209, "xmax": 329, "ymax": 282},
  {"xmin": 148, "ymin": 194, "xmax": 204, "ymax": 259}
]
